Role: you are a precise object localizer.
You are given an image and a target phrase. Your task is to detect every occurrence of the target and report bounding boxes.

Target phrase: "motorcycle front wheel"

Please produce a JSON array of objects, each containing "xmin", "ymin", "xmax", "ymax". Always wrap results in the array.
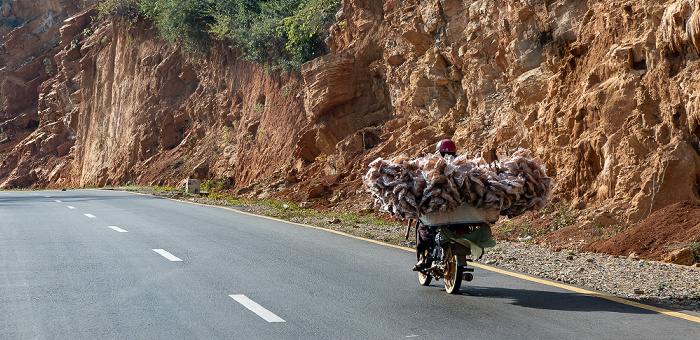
[
  {"xmin": 443, "ymin": 255, "xmax": 463, "ymax": 294},
  {"xmin": 418, "ymin": 272, "xmax": 432, "ymax": 286}
]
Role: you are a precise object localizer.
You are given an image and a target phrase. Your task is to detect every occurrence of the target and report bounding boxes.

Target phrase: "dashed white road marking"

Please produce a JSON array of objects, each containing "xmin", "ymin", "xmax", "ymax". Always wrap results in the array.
[
  {"xmin": 229, "ymin": 295, "xmax": 285, "ymax": 323},
  {"xmin": 54, "ymin": 200, "xmax": 62, "ymax": 203},
  {"xmin": 108, "ymin": 226, "xmax": 128, "ymax": 233},
  {"xmin": 84, "ymin": 213, "xmax": 96, "ymax": 218},
  {"xmin": 67, "ymin": 206, "xmax": 76, "ymax": 209},
  {"xmin": 152, "ymin": 249, "xmax": 183, "ymax": 262}
]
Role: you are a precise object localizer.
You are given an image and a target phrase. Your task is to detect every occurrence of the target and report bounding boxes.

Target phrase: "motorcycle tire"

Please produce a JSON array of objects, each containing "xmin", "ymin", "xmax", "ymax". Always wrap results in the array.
[
  {"xmin": 444, "ymin": 255, "xmax": 463, "ymax": 294},
  {"xmin": 418, "ymin": 272, "xmax": 432, "ymax": 286}
]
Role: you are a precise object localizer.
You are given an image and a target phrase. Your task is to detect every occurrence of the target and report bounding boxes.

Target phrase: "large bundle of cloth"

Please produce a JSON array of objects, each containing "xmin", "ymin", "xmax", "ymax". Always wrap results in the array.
[{"xmin": 363, "ymin": 148, "xmax": 552, "ymax": 218}]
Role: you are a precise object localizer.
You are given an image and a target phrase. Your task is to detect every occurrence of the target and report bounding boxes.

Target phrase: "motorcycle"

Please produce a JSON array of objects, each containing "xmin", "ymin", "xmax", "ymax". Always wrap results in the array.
[{"xmin": 412, "ymin": 205, "xmax": 498, "ymax": 294}]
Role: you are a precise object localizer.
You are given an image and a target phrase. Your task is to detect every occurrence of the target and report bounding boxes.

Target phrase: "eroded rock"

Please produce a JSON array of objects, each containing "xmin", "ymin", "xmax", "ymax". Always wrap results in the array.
[{"xmin": 664, "ymin": 248, "xmax": 696, "ymax": 266}]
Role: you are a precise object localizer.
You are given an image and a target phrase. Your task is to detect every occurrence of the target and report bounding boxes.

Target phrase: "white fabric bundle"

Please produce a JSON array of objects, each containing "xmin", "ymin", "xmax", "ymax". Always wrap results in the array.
[{"xmin": 363, "ymin": 148, "xmax": 552, "ymax": 218}]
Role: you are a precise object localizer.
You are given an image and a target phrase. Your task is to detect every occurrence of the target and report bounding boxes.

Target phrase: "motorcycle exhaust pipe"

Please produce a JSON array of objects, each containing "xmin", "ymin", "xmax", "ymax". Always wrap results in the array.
[{"xmin": 463, "ymin": 272, "xmax": 473, "ymax": 281}]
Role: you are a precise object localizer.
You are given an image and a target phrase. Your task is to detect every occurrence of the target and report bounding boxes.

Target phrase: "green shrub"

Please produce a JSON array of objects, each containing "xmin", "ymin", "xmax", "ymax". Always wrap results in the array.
[
  {"xmin": 97, "ymin": 0, "xmax": 341, "ymax": 69},
  {"xmin": 209, "ymin": 0, "xmax": 289, "ymax": 67},
  {"xmin": 97, "ymin": 0, "xmax": 142, "ymax": 24},
  {"xmin": 277, "ymin": 0, "xmax": 340, "ymax": 67},
  {"xmin": 43, "ymin": 57, "xmax": 53, "ymax": 75},
  {"xmin": 140, "ymin": 0, "xmax": 216, "ymax": 56}
]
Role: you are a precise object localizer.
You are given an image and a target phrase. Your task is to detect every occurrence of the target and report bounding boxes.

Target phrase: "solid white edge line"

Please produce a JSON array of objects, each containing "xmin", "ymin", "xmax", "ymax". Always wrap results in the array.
[
  {"xmin": 152, "ymin": 249, "xmax": 183, "ymax": 262},
  {"xmin": 84, "ymin": 213, "xmax": 96, "ymax": 218},
  {"xmin": 229, "ymin": 294, "xmax": 285, "ymax": 323},
  {"xmin": 108, "ymin": 226, "xmax": 128, "ymax": 233}
]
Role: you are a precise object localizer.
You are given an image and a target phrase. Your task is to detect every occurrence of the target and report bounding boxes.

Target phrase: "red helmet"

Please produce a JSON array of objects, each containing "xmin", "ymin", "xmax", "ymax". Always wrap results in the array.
[{"xmin": 436, "ymin": 139, "xmax": 457, "ymax": 155}]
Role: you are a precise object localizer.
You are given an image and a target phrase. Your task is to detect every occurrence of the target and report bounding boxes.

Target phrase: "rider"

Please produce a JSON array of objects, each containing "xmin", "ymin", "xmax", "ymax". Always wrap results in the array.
[{"xmin": 413, "ymin": 139, "xmax": 457, "ymax": 270}]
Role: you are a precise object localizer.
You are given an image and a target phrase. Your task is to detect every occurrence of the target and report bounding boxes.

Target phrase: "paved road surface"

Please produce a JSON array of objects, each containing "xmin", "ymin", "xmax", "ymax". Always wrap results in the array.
[{"xmin": 1, "ymin": 189, "xmax": 699, "ymax": 339}]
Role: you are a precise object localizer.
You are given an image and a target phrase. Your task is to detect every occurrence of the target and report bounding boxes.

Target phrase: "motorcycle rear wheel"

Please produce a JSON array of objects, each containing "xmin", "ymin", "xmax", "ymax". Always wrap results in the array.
[
  {"xmin": 418, "ymin": 272, "xmax": 432, "ymax": 286},
  {"xmin": 444, "ymin": 256, "xmax": 463, "ymax": 294}
]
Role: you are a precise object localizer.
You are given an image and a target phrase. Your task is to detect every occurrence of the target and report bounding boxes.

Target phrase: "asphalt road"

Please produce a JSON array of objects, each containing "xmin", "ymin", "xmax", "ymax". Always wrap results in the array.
[{"xmin": 1, "ymin": 189, "xmax": 699, "ymax": 339}]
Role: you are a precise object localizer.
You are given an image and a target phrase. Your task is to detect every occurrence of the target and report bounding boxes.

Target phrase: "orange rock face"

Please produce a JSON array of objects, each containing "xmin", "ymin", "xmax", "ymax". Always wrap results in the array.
[{"xmin": 2, "ymin": 0, "xmax": 700, "ymax": 232}]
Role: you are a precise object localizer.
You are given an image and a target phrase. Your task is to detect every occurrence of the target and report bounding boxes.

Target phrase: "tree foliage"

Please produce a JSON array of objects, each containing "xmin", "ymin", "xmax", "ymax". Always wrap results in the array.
[
  {"xmin": 278, "ymin": 0, "xmax": 339, "ymax": 66},
  {"xmin": 96, "ymin": 0, "xmax": 142, "ymax": 24},
  {"xmin": 98, "ymin": 0, "xmax": 341, "ymax": 70},
  {"xmin": 139, "ymin": 0, "xmax": 216, "ymax": 56}
]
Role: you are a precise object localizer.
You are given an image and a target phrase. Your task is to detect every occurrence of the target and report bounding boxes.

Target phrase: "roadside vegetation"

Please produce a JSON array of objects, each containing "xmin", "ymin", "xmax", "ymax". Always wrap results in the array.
[
  {"xmin": 95, "ymin": 0, "xmax": 341, "ymax": 71},
  {"xmin": 118, "ymin": 184, "xmax": 407, "ymax": 244}
]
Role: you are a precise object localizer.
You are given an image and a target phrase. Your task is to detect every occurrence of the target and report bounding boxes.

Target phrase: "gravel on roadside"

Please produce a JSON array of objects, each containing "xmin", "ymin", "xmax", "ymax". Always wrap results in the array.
[{"xmin": 480, "ymin": 242, "xmax": 700, "ymax": 311}]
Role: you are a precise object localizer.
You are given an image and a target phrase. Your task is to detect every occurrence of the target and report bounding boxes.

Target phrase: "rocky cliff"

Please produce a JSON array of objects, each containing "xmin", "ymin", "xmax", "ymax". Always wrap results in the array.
[
  {"xmin": 1, "ymin": 2, "xmax": 307, "ymax": 193},
  {"xmin": 3, "ymin": 0, "xmax": 700, "ymax": 234},
  {"xmin": 0, "ymin": 0, "xmax": 80, "ymax": 160}
]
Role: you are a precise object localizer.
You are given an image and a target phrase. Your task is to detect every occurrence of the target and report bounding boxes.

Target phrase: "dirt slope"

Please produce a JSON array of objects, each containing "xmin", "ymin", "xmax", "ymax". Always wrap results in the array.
[{"xmin": 583, "ymin": 201, "xmax": 700, "ymax": 261}]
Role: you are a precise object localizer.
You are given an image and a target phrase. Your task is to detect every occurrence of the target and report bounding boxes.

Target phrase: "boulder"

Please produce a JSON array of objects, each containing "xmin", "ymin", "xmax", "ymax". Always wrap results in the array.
[
  {"xmin": 663, "ymin": 248, "xmax": 696, "ymax": 266},
  {"xmin": 302, "ymin": 53, "xmax": 358, "ymax": 121},
  {"xmin": 307, "ymin": 183, "xmax": 327, "ymax": 199}
]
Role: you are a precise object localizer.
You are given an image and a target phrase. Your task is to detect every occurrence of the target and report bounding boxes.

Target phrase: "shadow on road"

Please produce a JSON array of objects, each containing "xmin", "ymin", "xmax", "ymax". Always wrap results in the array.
[{"xmin": 461, "ymin": 285, "xmax": 673, "ymax": 315}]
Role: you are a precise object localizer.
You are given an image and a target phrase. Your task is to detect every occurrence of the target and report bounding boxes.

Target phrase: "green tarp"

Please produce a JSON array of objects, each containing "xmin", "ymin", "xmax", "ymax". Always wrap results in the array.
[{"xmin": 440, "ymin": 225, "xmax": 496, "ymax": 259}]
